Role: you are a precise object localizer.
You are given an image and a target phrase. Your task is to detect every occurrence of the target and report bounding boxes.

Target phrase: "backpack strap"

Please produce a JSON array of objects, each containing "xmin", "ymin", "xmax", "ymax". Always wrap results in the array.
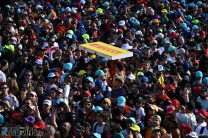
[
  {"xmin": 200, "ymin": 126, "xmax": 205, "ymax": 135},
  {"xmin": 93, "ymin": 122, "xmax": 98, "ymax": 133}
]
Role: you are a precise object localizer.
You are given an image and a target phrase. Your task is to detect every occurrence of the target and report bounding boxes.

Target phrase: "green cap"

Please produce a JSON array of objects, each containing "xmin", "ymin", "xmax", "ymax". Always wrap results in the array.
[
  {"xmin": 82, "ymin": 34, "xmax": 90, "ymax": 40},
  {"xmin": 5, "ymin": 45, "xmax": 15, "ymax": 52},
  {"xmin": 192, "ymin": 19, "xmax": 199, "ymax": 24}
]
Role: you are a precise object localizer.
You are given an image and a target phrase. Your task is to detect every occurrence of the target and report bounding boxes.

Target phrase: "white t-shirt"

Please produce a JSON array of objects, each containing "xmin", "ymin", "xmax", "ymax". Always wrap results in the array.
[
  {"xmin": 0, "ymin": 70, "xmax": 6, "ymax": 83},
  {"xmin": 195, "ymin": 122, "xmax": 207, "ymax": 134},
  {"xmin": 197, "ymin": 126, "xmax": 208, "ymax": 136}
]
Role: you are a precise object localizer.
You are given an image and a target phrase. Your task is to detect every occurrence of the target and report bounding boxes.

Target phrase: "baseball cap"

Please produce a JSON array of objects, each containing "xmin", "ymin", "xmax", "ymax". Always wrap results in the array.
[
  {"xmin": 198, "ymin": 109, "xmax": 208, "ymax": 118},
  {"xmin": 158, "ymin": 65, "xmax": 164, "ymax": 72},
  {"xmin": 24, "ymin": 115, "xmax": 35, "ymax": 124},
  {"xmin": 95, "ymin": 70, "xmax": 105, "ymax": 76},
  {"xmin": 118, "ymin": 20, "xmax": 125, "ymax": 26},
  {"xmin": 0, "ymin": 114, "xmax": 4, "ymax": 124},
  {"xmin": 129, "ymin": 125, "xmax": 140, "ymax": 132},
  {"xmin": 93, "ymin": 106, "xmax": 103, "ymax": 113},
  {"xmin": 140, "ymin": 76, "xmax": 149, "ymax": 83},
  {"xmin": 195, "ymin": 71, "xmax": 203, "ymax": 78},
  {"xmin": 33, "ymin": 120, "xmax": 46, "ymax": 129},
  {"xmin": 43, "ymin": 100, "xmax": 52, "ymax": 106},
  {"xmin": 137, "ymin": 71, "xmax": 144, "ymax": 76},
  {"xmin": 55, "ymin": 88, "xmax": 63, "ymax": 94},
  {"xmin": 203, "ymin": 77, "xmax": 208, "ymax": 84},
  {"xmin": 77, "ymin": 70, "xmax": 87, "ymax": 76},
  {"xmin": 168, "ymin": 46, "xmax": 177, "ymax": 52},
  {"xmin": 127, "ymin": 74, "xmax": 136, "ymax": 80},
  {"xmin": 166, "ymin": 106, "xmax": 176, "ymax": 114},
  {"xmin": 86, "ymin": 77, "xmax": 94, "ymax": 83},
  {"xmin": 117, "ymin": 96, "xmax": 126, "ymax": 106},
  {"xmin": 128, "ymin": 117, "xmax": 136, "ymax": 124},
  {"xmin": 64, "ymin": 63, "xmax": 73, "ymax": 71},
  {"xmin": 47, "ymin": 73, "xmax": 56, "ymax": 78}
]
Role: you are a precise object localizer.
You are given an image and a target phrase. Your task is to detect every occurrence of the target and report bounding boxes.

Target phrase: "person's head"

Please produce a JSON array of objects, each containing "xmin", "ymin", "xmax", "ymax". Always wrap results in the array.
[
  {"xmin": 27, "ymin": 91, "xmax": 37, "ymax": 103},
  {"xmin": 152, "ymin": 115, "xmax": 161, "ymax": 127},
  {"xmin": 47, "ymin": 73, "xmax": 57, "ymax": 83},
  {"xmin": 151, "ymin": 127, "xmax": 162, "ymax": 138},
  {"xmin": 35, "ymin": 65, "xmax": 43, "ymax": 75},
  {"xmin": 55, "ymin": 88, "xmax": 64, "ymax": 98},
  {"xmin": 114, "ymin": 107, "xmax": 124, "ymax": 120},
  {"xmin": 43, "ymin": 100, "xmax": 52, "ymax": 112},
  {"xmin": 21, "ymin": 52, "xmax": 28, "ymax": 63},
  {"xmin": 43, "ymin": 125, "xmax": 56, "ymax": 138},
  {"xmin": 143, "ymin": 61, "xmax": 150, "ymax": 71},
  {"xmin": 84, "ymin": 98, "xmax": 92, "ymax": 110},
  {"xmin": 196, "ymin": 109, "xmax": 207, "ymax": 123},
  {"xmin": 61, "ymin": 122, "xmax": 71, "ymax": 133},
  {"xmin": 200, "ymin": 89, "xmax": 208, "ymax": 99},
  {"xmin": 1, "ymin": 82, "xmax": 9, "ymax": 95},
  {"xmin": 101, "ymin": 98, "xmax": 111, "ymax": 109},
  {"xmin": 24, "ymin": 70, "xmax": 33, "ymax": 81},
  {"xmin": 126, "ymin": 117, "xmax": 136, "ymax": 128},
  {"xmin": 36, "ymin": 81, "xmax": 44, "ymax": 93},
  {"xmin": 1, "ymin": 60, "xmax": 9, "ymax": 71}
]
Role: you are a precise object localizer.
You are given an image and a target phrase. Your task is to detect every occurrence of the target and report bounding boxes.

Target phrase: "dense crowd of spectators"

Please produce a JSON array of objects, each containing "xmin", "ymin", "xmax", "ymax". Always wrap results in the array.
[{"xmin": 0, "ymin": 0, "xmax": 208, "ymax": 138}]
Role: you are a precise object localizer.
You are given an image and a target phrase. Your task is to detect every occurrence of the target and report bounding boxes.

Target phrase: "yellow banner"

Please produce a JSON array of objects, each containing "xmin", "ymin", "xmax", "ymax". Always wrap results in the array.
[{"xmin": 79, "ymin": 42, "xmax": 133, "ymax": 60}]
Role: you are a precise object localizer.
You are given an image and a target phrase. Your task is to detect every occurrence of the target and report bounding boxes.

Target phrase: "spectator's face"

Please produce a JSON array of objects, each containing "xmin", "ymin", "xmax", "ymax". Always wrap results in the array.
[
  {"xmin": 84, "ymin": 102, "xmax": 92, "ymax": 109},
  {"xmin": 1, "ymin": 85, "xmax": 9, "ymax": 95},
  {"xmin": 2, "ymin": 63, "xmax": 9, "ymax": 71},
  {"xmin": 61, "ymin": 122, "xmax": 71, "ymax": 133},
  {"xmin": 21, "ymin": 56, "xmax": 28, "ymax": 63},
  {"xmin": 27, "ymin": 93, "xmax": 37, "ymax": 102},
  {"xmin": 24, "ymin": 72, "xmax": 32, "ymax": 81},
  {"xmin": 143, "ymin": 62, "xmax": 150, "ymax": 71},
  {"xmin": 152, "ymin": 118, "xmax": 161, "ymax": 127},
  {"xmin": 96, "ymin": 113, "xmax": 103, "ymax": 123},
  {"xmin": 151, "ymin": 130, "xmax": 161, "ymax": 138},
  {"xmin": 43, "ymin": 104, "xmax": 51, "ymax": 111}
]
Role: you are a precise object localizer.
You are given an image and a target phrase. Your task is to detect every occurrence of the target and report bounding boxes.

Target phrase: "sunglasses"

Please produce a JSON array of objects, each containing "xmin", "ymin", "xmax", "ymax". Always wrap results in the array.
[{"xmin": 1, "ymin": 87, "xmax": 8, "ymax": 89}]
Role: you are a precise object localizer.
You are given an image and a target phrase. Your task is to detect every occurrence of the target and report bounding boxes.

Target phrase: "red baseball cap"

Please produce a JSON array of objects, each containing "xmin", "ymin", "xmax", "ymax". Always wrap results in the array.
[
  {"xmin": 198, "ymin": 109, "xmax": 208, "ymax": 118},
  {"xmin": 33, "ymin": 120, "xmax": 46, "ymax": 129},
  {"xmin": 166, "ymin": 105, "xmax": 176, "ymax": 114},
  {"xmin": 180, "ymin": 124, "xmax": 192, "ymax": 134}
]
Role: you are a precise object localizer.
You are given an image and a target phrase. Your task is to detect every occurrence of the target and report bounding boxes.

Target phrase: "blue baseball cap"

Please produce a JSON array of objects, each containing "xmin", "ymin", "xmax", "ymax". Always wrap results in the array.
[
  {"xmin": 186, "ymin": 15, "xmax": 193, "ymax": 20},
  {"xmin": 192, "ymin": 25, "xmax": 199, "ymax": 30},
  {"xmin": 195, "ymin": 71, "xmax": 203, "ymax": 78},
  {"xmin": 117, "ymin": 96, "xmax": 126, "ymax": 106},
  {"xmin": 128, "ymin": 117, "xmax": 136, "ymax": 124},
  {"xmin": 54, "ymin": 98, "xmax": 65, "ymax": 105},
  {"xmin": 140, "ymin": 76, "xmax": 149, "ymax": 83},
  {"xmin": 103, "ymin": 1, "xmax": 110, "ymax": 7},
  {"xmin": 66, "ymin": 34, "xmax": 73, "ymax": 39},
  {"xmin": 203, "ymin": 77, "xmax": 208, "ymax": 84},
  {"xmin": 93, "ymin": 106, "xmax": 103, "ymax": 113},
  {"xmin": 64, "ymin": 63, "xmax": 73, "ymax": 71},
  {"xmin": 0, "ymin": 114, "xmax": 4, "ymax": 124},
  {"xmin": 196, "ymin": 1, "xmax": 202, "ymax": 6},
  {"xmin": 47, "ymin": 73, "xmax": 56, "ymax": 78},
  {"xmin": 86, "ymin": 77, "xmax": 94, "ymax": 83},
  {"xmin": 95, "ymin": 69, "xmax": 105, "ymax": 76}
]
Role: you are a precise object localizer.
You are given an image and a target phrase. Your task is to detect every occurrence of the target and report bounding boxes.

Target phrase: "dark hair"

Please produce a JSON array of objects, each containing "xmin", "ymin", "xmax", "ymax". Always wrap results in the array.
[{"xmin": 1, "ymin": 59, "xmax": 8, "ymax": 67}]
